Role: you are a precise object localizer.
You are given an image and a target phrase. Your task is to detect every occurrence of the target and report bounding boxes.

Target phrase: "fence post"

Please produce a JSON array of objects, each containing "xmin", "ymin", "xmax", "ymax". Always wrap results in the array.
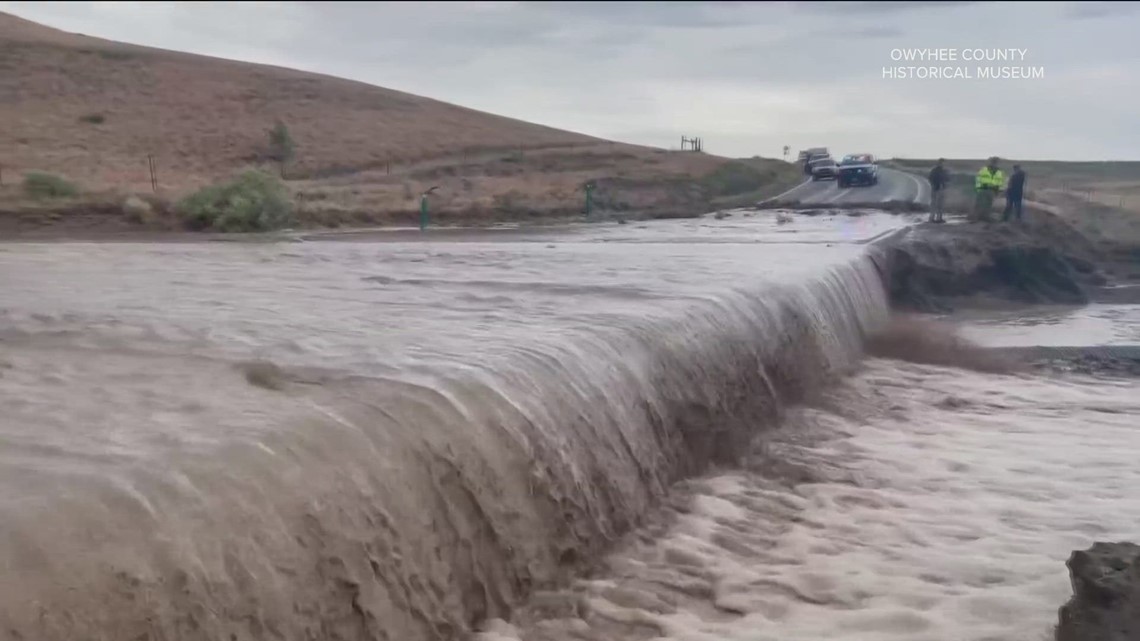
[{"xmin": 147, "ymin": 155, "xmax": 158, "ymax": 192}]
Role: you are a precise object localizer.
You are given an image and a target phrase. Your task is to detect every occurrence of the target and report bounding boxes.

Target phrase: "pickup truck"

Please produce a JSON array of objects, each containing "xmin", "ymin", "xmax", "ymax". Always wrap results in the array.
[
  {"xmin": 799, "ymin": 148, "xmax": 830, "ymax": 173},
  {"xmin": 809, "ymin": 156, "xmax": 838, "ymax": 181},
  {"xmin": 836, "ymin": 154, "xmax": 879, "ymax": 187}
]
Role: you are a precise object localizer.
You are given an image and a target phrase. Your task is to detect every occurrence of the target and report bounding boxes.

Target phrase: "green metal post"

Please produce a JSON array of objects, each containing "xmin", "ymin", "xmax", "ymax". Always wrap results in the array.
[
  {"xmin": 584, "ymin": 183, "xmax": 594, "ymax": 216},
  {"xmin": 419, "ymin": 194, "xmax": 429, "ymax": 231}
]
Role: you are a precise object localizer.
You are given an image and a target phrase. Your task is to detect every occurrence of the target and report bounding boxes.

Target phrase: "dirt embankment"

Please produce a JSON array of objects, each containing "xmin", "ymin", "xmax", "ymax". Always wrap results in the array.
[
  {"xmin": 1055, "ymin": 541, "xmax": 1140, "ymax": 641},
  {"xmin": 876, "ymin": 204, "xmax": 1140, "ymax": 314},
  {"xmin": 873, "ymin": 197, "xmax": 1140, "ymax": 380}
]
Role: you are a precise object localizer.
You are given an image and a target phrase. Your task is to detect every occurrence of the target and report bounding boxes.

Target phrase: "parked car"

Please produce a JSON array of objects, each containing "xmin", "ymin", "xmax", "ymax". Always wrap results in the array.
[
  {"xmin": 809, "ymin": 156, "xmax": 838, "ymax": 181},
  {"xmin": 837, "ymin": 154, "xmax": 879, "ymax": 187}
]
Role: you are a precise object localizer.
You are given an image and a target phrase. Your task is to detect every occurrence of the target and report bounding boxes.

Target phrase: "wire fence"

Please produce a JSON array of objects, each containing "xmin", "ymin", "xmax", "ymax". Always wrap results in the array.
[
  {"xmin": 0, "ymin": 140, "xmax": 637, "ymax": 197},
  {"xmin": 0, "ymin": 158, "xmax": 162, "ymax": 195},
  {"xmin": 891, "ymin": 164, "xmax": 1134, "ymax": 210},
  {"xmin": 1029, "ymin": 180, "xmax": 1131, "ymax": 209}
]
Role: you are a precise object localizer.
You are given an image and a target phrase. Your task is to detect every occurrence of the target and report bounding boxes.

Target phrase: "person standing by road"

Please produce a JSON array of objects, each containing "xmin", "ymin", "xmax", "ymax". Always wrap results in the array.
[
  {"xmin": 928, "ymin": 158, "xmax": 950, "ymax": 223},
  {"xmin": 1003, "ymin": 164, "xmax": 1027, "ymax": 222},
  {"xmin": 972, "ymin": 157, "xmax": 1004, "ymax": 222}
]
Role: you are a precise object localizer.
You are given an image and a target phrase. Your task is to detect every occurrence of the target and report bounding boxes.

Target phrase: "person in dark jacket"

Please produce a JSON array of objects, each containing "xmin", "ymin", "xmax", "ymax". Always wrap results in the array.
[
  {"xmin": 1003, "ymin": 164, "xmax": 1027, "ymax": 222},
  {"xmin": 928, "ymin": 159, "xmax": 950, "ymax": 223}
]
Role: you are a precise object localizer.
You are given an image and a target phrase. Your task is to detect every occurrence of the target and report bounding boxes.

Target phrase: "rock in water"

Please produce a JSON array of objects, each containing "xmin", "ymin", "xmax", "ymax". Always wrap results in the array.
[{"xmin": 1056, "ymin": 542, "xmax": 1140, "ymax": 641}]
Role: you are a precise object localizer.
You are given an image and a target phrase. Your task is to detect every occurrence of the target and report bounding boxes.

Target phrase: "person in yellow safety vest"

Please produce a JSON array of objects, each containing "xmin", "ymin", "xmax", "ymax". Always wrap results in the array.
[{"xmin": 972, "ymin": 157, "xmax": 1004, "ymax": 222}]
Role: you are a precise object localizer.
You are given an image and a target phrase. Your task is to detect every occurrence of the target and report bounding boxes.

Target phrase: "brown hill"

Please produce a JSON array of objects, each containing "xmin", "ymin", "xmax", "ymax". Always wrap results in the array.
[
  {"xmin": 0, "ymin": 11, "xmax": 799, "ymax": 235},
  {"xmin": 0, "ymin": 11, "xmax": 601, "ymax": 189}
]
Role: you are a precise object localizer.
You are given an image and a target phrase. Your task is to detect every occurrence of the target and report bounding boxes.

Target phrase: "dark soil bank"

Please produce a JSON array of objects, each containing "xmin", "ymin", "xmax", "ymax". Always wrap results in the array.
[
  {"xmin": 1055, "ymin": 542, "xmax": 1140, "ymax": 641},
  {"xmin": 876, "ymin": 207, "xmax": 1125, "ymax": 313}
]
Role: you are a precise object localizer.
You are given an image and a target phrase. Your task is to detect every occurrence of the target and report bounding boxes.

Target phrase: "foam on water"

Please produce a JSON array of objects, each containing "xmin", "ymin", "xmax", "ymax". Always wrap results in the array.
[
  {"xmin": 0, "ymin": 218, "xmax": 894, "ymax": 640},
  {"xmin": 490, "ymin": 361, "xmax": 1140, "ymax": 641}
]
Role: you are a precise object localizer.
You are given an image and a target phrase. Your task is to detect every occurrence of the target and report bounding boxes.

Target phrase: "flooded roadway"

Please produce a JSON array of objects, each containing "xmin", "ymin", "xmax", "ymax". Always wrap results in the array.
[
  {"xmin": 0, "ymin": 211, "xmax": 899, "ymax": 640},
  {"xmin": 1, "ymin": 209, "xmax": 1135, "ymax": 641}
]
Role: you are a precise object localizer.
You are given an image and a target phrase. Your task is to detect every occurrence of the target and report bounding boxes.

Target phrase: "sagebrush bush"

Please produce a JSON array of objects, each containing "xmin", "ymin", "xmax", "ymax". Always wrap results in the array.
[
  {"xmin": 176, "ymin": 170, "xmax": 295, "ymax": 232},
  {"xmin": 121, "ymin": 195, "xmax": 154, "ymax": 223},
  {"xmin": 23, "ymin": 172, "xmax": 79, "ymax": 199}
]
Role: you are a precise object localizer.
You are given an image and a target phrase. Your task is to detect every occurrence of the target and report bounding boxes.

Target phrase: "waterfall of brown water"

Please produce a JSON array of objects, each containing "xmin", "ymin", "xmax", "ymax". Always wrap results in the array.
[{"xmin": 0, "ymin": 241, "xmax": 888, "ymax": 640}]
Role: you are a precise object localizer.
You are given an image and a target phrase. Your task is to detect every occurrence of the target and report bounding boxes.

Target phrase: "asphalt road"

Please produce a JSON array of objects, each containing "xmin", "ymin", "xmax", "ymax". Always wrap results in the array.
[{"xmin": 776, "ymin": 167, "xmax": 931, "ymax": 207}]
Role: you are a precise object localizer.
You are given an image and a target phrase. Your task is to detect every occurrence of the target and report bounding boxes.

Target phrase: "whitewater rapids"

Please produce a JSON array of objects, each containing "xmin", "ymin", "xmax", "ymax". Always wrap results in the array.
[
  {"xmin": 0, "ymin": 214, "xmax": 899, "ymax": 640},
  {"xmin": 484, "ymin": 359, "xmax": 1140, "ymax": 641},
  {"xmin": 4, "ymin": 211, "xmax": 1134, "ymax": 641}
]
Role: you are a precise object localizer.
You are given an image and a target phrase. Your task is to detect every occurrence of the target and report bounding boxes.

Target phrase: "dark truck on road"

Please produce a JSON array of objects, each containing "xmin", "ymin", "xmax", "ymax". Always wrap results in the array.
[{"xmin": 837, "ymin": 154, "xmax": 879, "ymax": 187}]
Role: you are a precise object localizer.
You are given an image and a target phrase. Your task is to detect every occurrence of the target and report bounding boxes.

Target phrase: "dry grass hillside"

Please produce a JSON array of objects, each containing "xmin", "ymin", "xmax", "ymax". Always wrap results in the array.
[{"xmin": 0, "ymin": 12, "xmax": 800, "ymax": 235}]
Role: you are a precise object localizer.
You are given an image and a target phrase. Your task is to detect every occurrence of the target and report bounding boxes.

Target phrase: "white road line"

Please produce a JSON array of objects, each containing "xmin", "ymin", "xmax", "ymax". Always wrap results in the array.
[
  {"xmin": 768, "ymin": 166, "xmax": 930, "ymax": 209},
  {"xmin": 821, "ymin": 181, "xmax": 848, "ymax": 204},
  {"xmin": 769, "ymin": 177, "xmax": 814, "ymax": 201},
  {"xmin": 789, "ymin": 179, "xmax": 830, "ymax": 204},
  {"xmin": 902, "ymin": 170, "xmax": 930, "ymax": 205}
]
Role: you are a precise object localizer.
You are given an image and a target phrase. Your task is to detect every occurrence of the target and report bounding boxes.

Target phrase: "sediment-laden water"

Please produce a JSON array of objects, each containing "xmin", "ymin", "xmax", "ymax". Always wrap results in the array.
[
  {"xmin": 484, "ymin": 358, "xmax": 1140, "ymax": 641},
  {"xmin": 1, "ymin": 212, "xmax": 1133, "ymax": 641},
  {"xmin": 0, "ymin": 214, "xmax": 899, "ymax": 640}
]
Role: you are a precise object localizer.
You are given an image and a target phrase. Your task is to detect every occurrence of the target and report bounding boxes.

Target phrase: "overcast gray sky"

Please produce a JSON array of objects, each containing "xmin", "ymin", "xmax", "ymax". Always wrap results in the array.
[{"xmin": 3, "ymin": 1, "xmax": 1138, "ymax": 160}]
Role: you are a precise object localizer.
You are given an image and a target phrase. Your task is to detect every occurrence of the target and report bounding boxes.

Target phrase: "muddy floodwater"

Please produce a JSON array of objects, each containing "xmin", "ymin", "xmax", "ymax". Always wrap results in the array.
[
  {"xmin": 1, "ymin": 211, "xmax": 1136, "ymax": 641},
  {"xmin": 955, "ymin": 303, "xmax": 1140, "ymax": 347}
]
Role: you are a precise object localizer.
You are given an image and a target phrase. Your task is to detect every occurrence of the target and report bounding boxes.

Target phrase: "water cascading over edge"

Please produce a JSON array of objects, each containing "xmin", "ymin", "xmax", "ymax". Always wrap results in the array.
[{"xmin": 2, "ymin": 254, "xmax": 890, "ymax": 641}]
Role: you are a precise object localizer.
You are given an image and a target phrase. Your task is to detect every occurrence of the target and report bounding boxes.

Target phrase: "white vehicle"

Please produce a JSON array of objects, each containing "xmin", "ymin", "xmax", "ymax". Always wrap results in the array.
[
  {"xmin": 809, "ymin": 156, "xmax": 838, "ymax": 181},
  {"xmin": 799, "ymin": 147, "xmax": 827, "ymax": 160}
]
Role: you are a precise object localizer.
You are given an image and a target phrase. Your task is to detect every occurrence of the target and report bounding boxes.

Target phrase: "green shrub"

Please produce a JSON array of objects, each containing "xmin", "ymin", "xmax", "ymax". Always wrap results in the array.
[
  {"xmin": 79, "ymin": 113, "xmax": 105, "ymax": 124},
  {"xmin": 22, "ymin": 172, "xmax": 79, "ymax": 199},
  {"xmin": 267, "ymin": 121, "xmax": 295, "ymax": 175},
  {"xmin": 176, "ymin": 170, "xmax": 295, "ymax": 232}
]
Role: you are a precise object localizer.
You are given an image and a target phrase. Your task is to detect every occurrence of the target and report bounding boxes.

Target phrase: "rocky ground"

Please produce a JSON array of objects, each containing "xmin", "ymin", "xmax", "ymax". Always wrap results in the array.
[
  {"xmin": 992, "ymin": 346, "xmax": 1140, "ymax": 378},
  {"xmin": 1055, "ymin": 542, "xmax": 1140, "ymax": 641},
  {"xmin": 879, "ymin": 204, "xmax": 1140, "ymax": 309}
]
